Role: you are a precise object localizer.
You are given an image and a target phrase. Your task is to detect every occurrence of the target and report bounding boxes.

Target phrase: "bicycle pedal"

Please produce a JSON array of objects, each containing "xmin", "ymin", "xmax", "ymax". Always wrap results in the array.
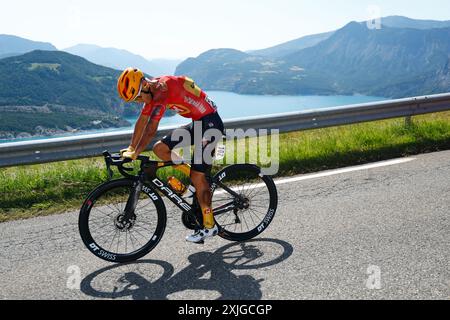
[{"xmin": 194, "ymin": 240, "xmax": 205, "ymax": 245}]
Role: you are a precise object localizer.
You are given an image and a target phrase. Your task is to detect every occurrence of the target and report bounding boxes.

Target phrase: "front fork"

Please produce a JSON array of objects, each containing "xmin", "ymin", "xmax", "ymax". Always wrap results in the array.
[{"xmin": 123, "ymin": 173, "xmax": 145, "ymax": 221}]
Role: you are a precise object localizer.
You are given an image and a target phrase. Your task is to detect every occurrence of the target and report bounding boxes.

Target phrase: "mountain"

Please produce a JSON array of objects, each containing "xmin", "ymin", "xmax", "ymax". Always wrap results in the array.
[
  {"xmin": 285, "ymin": 22, "xmax": 450, "ymax": 97},
  {"xmin": 64, "ymin": 44, "xmax": 181, "ymax": 76},
  {"xmin": 248, "ymin": 32, "xmax": 334, "ymax": 58},
  {"xmin": 0, "ymin": 50, "xmax": 126, "ymax": 111},
  {"xmin": 64, "ymin": 44, "xmax": 157, "ymax": 75},
  {"xmin": 248, "ymin": 31, "xmax": 334, "ymax": 58},
  {"xmin": 177, "ymin": 49, "xmax": 272, "ymax": 92},
  {"xmin": 0, "ymin": 34, "xmax": 57, "ymax": 57},
  {"xmin": 176, "ymin": 21, "xmax": 450, "ymax": 98},
  {"xmin": 176, "ymin": 48, "xmax": 334, "ymax": 95},
  {"xmin": 380, "ymin": 16, "xmax": 450, "ymax": 30},
  {"xmin": 0, "ymin": 50, "xmax": 140, "ymax": 139},
  {"xmin": 248, "ymin": 16, "xmax": 450, "ymax": 59}
]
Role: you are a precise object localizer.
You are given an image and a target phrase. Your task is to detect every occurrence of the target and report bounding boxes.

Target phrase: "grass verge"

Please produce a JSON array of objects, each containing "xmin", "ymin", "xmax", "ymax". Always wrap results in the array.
[{"xmin": 1, "ymin": 111, "xmax": 450, "ymax": 222}]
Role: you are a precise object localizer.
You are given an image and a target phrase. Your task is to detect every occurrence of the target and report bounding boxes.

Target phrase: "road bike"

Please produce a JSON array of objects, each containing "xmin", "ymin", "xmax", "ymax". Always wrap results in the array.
[{"xmin": 79, "ymin": 151, "xmax": 278, "ymax": 263}]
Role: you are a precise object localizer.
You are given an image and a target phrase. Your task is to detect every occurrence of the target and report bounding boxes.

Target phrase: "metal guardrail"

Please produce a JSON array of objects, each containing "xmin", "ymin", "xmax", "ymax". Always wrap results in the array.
[{"xmin": 1, "ymin": 92, "xmax": 450, "ymax": 168}]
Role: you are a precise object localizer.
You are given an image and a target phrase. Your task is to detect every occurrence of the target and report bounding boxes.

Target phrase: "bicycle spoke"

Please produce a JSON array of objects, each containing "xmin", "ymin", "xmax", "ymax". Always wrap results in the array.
[
  {"xmin": 247, "ymin": 192, "xmax": 269, "ymax": 202},
  {"xmin": 89, "ymin": 215, "xmax": 113, "ymax": 227},
  {"xmin": 135, "ymin": 198, "xmax": 153, "ymax": 212},
  {"xmin": 249, "ymin": 203, "xmax": 269, "ymax": 209},
  {"xmin": 98, "ymin": 206, "xmax": 118, "ymax": 217},
  {"xmin": 128, "ymin": 230, "xmax": 137, "ymax": 252},
  {"xmin": 246, "ymin": 208, "xmax": 258, "ymax": 227},
  {"xmin": 91, "ymin": 206, "xmax": 117, "ymax": 221},
  {"xmin": 129, "ymin": 227, "xmax": 151, "ymax": 243},
  {"xmin": 108, "ymin": 229, "xmax": 120, "ymax": 251},
  {"xmin": 112, "ymin": 202, "xmax": 122, "ymax": 214},
  {"xmin": 249, "ymin": 209, "xmax": 266, "ymax": 221},
  {"xmin": 129, "ymin": 231, "xmax": 145, "ymax": 251},
  {"xmin": 217, "ymin": 214, "xmax": 233, "ymax": 229},
  {"xmin": 245, "ymin": 183, "xmax": 266, "ymax": 200},
  {"xmin": 106, "ymin": 204, "xmax": 122, "ymax": 217},
  {"xmin": 133, "ymin": 224, "xmax": 155, "ymax": 235},
  {"xmin": 92, "ymin": 223, "xmax": 116, "ymax": 241},
  {"xmin": 89, "ymin": 220, "xmax": 114, "ymax": 234},
  {"xmin": 242, "ymin": 180, "xmax": 260, "ymax": 197},
  {"xmin": 116, "ymin": 230, "xmax": 121, "ymax": 254},
  {"xmin": 248, "ymin": 206, "xmax": 267, "ymax": 216},
  {"xmin": 135, "ymin": 219, "xmax": 154, "ymax": 228},
  {"xmin": 245, "ymin": 210, "xmax": 265, "ymax": 226},
  {"xmin": 240, "ymin": 210, "xmax": 251, "ymax": 232},
  {"xmin": 125, "ymin": 230, "xmax": 128, "ymax": 253}
]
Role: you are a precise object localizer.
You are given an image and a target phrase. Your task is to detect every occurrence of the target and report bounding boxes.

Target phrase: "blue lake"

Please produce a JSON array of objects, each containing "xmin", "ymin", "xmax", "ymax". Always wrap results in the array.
[
  {"xmin": 136, "ymin": 91, "xmax": 386, "ymax": 128},
  {"xmin": 1, "ymin": 91, "xmax": 386, "ymax": 143}
]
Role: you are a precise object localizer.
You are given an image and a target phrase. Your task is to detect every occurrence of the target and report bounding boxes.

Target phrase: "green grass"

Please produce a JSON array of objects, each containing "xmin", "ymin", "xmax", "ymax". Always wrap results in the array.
[
  {"xmin": 1, "ymin": 111, "xmax": 450, "ymax": 222},
  {"xmin": 276, "ymin": 113, "xmax": 450, "ymax": 175}
]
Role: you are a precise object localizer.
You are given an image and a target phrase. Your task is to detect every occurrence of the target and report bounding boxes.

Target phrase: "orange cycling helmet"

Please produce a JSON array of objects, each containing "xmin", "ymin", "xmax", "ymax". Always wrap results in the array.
[{"xmin": 117, "ymin": 67, "xmax": 145, "ymax": 102}]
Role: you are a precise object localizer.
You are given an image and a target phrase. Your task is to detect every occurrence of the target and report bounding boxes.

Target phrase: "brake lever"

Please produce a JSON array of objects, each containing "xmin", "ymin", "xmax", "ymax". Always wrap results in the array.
[
  {"xmin": 114, "ymin": 155, "xmax": 135, "ymax": 176},
  {"xmin": 106, "ymin": 163, "xmax": 114, "ymax": 180},
  {"xmin": 103, "ymin": 152, "xmax": 114, "ymax": 180},
  {"xmin": 103, "ymin": 151, "xmax": 138, "ymax": 178}
]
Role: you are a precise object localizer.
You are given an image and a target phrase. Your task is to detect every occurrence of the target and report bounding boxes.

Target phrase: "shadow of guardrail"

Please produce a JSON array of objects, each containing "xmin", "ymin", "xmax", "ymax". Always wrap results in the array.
[{"xmin": 80, "ymin": 238, "xmax": 293, "ymax": 300}]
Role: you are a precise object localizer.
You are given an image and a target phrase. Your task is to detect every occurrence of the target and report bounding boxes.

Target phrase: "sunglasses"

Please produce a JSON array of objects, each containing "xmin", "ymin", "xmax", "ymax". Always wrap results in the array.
[{"xmin": 134, "ymin": 79, "xmax": 153, "ymax": 102}]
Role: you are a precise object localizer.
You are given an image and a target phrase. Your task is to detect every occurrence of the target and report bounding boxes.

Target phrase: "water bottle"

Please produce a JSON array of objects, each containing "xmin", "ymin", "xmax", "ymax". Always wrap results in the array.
[{"xmin": 167, "ymin": 176, "xmax": 187, "ymax": 195}]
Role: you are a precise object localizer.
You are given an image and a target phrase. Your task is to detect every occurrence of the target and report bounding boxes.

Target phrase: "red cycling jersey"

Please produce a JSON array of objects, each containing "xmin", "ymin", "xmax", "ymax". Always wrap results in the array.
[{"xmin": 141, "ymin": 76, "xmax": 217, "ymax": 121}]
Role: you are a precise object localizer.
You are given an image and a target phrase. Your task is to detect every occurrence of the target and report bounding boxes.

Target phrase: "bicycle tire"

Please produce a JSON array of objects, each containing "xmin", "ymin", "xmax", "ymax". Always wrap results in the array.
[
  {"xmin": 79, "ymin": 179, "xmax": 167, "ymax": 263},
  {"xmin": 211, "ymin": 164, "xmax": 278, "ymax": 242}
]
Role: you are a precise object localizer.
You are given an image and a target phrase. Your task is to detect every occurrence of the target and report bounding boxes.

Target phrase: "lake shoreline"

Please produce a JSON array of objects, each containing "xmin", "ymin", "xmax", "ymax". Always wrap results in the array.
[{"xmin": 0, "ymin": 92, "xmax": 386, "ymax": 144}]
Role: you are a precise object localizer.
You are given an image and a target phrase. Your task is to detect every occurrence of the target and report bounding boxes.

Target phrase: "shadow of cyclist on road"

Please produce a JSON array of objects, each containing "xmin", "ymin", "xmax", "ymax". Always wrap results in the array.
[{"xmin": 80, "ymin": 238, "xmax": 293, "ymax": 300}]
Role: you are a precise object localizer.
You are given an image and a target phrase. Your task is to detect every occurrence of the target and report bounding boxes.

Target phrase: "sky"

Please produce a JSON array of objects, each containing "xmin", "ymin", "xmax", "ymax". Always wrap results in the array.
[{"xmin": 1, "ymin": 0, "xmax": 450, "ymax": 60}]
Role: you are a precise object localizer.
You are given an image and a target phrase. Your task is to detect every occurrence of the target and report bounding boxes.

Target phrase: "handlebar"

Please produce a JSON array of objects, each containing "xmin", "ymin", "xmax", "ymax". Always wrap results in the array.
[
  {"xmin": 102, "ymin": 150, "xmax": 188, "ymax": 179},
  {"xmin": 102, "ymin": 151, "xmax": 150, "ymax": 179},
  {"xmin": 103, "ymin": 151, "xmax": 151, "ymax": 164}
]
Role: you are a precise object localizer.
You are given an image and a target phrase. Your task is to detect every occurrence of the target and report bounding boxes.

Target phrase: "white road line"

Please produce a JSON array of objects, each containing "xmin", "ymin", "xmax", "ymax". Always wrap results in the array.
[
  {"xmin": 273, "ymin": 157, "xmax": 416, "ymax": 186},
  {"xmin": 214, "ymin": 157, "xmax": 416, "ymax": 195}
]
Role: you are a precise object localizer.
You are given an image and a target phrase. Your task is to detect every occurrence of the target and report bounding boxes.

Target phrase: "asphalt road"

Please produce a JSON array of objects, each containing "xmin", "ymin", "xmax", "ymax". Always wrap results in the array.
[{"xmin": 0, "ymin": 150, "xmax": 449, "ymax": 300}]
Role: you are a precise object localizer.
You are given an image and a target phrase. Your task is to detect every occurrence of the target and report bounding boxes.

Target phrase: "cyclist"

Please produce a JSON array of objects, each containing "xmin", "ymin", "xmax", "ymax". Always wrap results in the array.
[{"xmin": 117, "ymin": 68, "xmax": 224, "ymax": 243}]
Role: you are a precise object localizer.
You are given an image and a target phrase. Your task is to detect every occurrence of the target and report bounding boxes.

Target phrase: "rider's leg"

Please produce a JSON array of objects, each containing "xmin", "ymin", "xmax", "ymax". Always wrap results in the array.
[
  {"xmin": 188, "ymin": 114, "xmax": 223, "ymax": 232},
  {"xmin": 153, "ymin": 141, "xmax": 191, "ymax": 176},
  {"xmin": 186, "ymin": 167, "xmax": 218, "ymax": 243},
  {"xmin": 190, "ymin": 170, "xmax": 215, "ymax": 229}
]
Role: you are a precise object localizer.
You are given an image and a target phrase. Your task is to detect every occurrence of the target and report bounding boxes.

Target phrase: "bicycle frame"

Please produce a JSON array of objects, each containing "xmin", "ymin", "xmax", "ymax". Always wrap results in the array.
[
  {"xmin": 147, "ymin": 174, "xmax": 243, "ymax": 216},
  {"xmin": 143, "ymin": 164, "xmax": 243, "ymax": 217},
  {"xmin": 103, "ymin": 151, "xmax": 241, "ymax": 223}
]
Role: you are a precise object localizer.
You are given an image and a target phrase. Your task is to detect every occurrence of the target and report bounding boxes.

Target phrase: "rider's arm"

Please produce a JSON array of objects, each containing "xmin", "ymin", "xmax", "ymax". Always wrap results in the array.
[
  {"xmin": 135, "ymin": 119, "xmax": 160, "ymax": 155},
  {"xmin": 130, "ymin": 113, "xmax": 150, "ymax": 150}
]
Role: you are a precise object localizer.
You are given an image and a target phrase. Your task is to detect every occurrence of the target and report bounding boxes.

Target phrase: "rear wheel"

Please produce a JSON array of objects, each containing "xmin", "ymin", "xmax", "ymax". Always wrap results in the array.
[
  {"xmin": 79, "ymin": 179, "xmax": 167, "ymax": 263},
  {"xmin": 211, "ymin": 164, "xmax": 278, "ymax": 242}
]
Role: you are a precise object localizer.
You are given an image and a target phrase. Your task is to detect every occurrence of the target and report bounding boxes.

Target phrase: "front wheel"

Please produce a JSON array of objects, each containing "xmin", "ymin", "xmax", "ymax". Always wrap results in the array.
[
  {"xmin": 79, "ymin": 179, "xmax": 167, "ymax": 263},
  {"xmin": 211, "ymin": 164, "xmax": 278, "ymax": 242}
]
